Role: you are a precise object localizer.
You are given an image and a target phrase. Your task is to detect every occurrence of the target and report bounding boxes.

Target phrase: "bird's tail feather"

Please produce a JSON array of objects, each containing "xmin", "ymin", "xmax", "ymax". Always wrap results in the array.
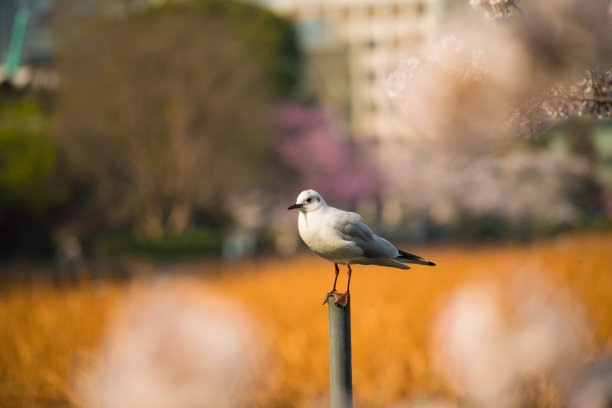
[{"xmin": 396, "ymin": 249, "xmax": 436, "ymax": 266}]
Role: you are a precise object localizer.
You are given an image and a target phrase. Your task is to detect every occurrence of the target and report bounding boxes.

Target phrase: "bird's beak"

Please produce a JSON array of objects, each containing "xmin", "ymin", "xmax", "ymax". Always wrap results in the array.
[{"xmin": 288, "ymin": 203, "xmax": 303, "ymax": 210}]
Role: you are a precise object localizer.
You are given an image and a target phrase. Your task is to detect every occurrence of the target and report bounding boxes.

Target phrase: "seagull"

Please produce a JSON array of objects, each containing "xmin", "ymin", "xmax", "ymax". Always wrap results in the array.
[{"xmin": 288, "ymin": 189, "xmax": 435, "ymax": 307}]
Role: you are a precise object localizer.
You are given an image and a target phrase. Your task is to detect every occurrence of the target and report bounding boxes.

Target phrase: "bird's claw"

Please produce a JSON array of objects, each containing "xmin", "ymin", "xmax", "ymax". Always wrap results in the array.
[
  {"xmin": 322, "ymin": 290, "xmax": 338, "ymax": 305},
  {"xmin": 322, "ymin": 291, "xmax": 349, "ymax": 308},
  {"xmin": 334, "ymin": 292, "xmax": 349, "ymax": 308}
]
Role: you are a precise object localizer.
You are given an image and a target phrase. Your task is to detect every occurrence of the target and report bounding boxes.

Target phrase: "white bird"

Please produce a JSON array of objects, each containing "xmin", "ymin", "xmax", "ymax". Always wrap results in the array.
[{"xmin": 288, "ymin": 189, "xmax": 435, "ymax": 307}]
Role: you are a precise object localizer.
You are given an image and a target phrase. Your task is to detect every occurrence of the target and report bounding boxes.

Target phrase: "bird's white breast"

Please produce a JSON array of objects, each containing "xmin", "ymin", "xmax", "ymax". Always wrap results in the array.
[{"xmin": 297, "ymin": 210, "xmax": 362, "ymax": 264}]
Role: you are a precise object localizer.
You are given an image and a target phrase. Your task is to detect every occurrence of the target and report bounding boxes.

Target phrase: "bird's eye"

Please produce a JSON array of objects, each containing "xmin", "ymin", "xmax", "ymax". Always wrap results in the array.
[{"xmin": 306, "ymin": 197, "xmax": 312, "ymax": 203}]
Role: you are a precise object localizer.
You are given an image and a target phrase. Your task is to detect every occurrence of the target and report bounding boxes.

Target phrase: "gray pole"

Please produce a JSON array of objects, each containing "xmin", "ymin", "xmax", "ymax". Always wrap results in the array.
[{"xmin": 327, "ymin": 294, "xmax": 353, "ymax": 408}]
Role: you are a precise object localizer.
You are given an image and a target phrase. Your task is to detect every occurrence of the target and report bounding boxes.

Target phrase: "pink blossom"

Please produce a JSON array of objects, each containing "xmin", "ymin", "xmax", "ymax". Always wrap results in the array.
[{"xmin": 275, "ymin": 102, "xmax": 379, "ymax": 203}]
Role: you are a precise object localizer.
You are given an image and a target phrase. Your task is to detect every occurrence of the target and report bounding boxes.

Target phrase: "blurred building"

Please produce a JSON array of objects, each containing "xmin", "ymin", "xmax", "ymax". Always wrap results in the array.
[
  {"xmin": 262, "ymin": 0, "xmax": 444, "ymax": 140},
  {"xmin": 0, "ymin": 0, "xmax": 57, "ymax": 89}
]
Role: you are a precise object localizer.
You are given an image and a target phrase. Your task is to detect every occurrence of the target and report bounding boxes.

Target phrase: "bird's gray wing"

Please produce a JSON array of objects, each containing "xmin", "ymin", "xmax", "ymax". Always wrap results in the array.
[{"xmin": 332, "ymin": 211, "xmax": 398, "ymax": 259}]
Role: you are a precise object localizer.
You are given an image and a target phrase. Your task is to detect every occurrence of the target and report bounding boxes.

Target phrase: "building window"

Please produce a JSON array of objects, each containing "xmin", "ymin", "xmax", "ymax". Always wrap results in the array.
[
  {"xmin": 367, "ymin": 5, "xmax": 375, "ymax": 19},
  {"xmin": 391, "ymin": 4, "xmax": 401, "ymax": 18},
  {"xmin": 417, "ymin": 2, "xmax": 427, "ymax": 16},
  {"xmin": 342, "ymin": 7, "xmax": 351, "ymax": 21}
]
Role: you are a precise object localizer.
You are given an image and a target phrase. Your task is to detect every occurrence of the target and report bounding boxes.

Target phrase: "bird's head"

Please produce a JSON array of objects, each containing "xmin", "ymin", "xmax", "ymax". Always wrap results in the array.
[{"xmin": 288, "ymin": 190, "xmax": 326, "ymax": 213}]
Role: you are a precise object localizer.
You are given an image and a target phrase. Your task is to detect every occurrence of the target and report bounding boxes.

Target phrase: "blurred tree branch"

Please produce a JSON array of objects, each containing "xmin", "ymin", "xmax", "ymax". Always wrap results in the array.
[{"xmin": 52, "ymin": 0, "xmax": 300, "ymax": 237}]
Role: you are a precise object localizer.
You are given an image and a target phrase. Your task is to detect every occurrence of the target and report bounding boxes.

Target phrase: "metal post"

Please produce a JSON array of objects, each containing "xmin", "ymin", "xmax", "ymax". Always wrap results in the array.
[{"xmin": 327, "ymin": 294, "xmax": 353, "ymax": 408}]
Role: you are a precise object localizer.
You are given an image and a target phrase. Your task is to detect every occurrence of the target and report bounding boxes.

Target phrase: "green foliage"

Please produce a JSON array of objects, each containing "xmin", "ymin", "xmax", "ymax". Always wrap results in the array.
[
  {"xmin": 0, "ymin": 97, "xmax": 66, "ymax": 211},
  {"xmin": 95, "ymin": 229, "xmax": 223, "ymax": 259}
]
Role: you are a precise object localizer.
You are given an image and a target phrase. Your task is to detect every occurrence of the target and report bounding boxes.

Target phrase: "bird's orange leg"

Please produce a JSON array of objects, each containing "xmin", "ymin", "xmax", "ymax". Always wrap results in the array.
[
  {"xmin": 334, "ymin": 265, "xmax": 351, "ymax": 308},
  {"xmin": 322, "ymin": 263, "xmax": 341, "ymax": 305}
]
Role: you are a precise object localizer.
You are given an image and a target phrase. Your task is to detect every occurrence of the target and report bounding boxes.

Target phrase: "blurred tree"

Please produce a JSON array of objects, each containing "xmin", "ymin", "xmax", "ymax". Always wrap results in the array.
[
  {"xmin": 52, "ymin": 0, "xmax": 300, "ymax": 237},
  {"xmin": 51, "ymin": 0, "xmax": 301, "ymax": 97}
]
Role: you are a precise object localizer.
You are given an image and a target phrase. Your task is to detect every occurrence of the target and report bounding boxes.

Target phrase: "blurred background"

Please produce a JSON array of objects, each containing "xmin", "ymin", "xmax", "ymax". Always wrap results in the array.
[
  {"xmin": 1, "ymin": 0, "xmax": 610, "ymax": 265},
  {"xmin": 1, "ymin": 0, "xmax": 611, "ymax": 407}
]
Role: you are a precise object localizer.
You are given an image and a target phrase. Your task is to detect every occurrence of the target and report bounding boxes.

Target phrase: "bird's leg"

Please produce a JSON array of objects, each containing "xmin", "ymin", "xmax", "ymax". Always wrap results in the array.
[
  {"xmin": 322, "ymin": 263, "xmax": 341, "ymax": 305},
  {"xmin": 332, "ymin": 263, "xmax": 340, "ymax": 292},
  {"xmin": 334, "ymin": 265, "xmax": 352, "ymax": 308}
]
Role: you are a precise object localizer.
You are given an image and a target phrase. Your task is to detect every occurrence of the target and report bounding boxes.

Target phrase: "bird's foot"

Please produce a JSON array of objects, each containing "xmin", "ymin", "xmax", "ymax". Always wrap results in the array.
[
  {"xmin": 323, "ymin": 291, "xmax": 349, "ymax": 308},
  {"xmin": 322, "ymin": 290, "xmax": 338, "ymax": 305},
  {"xmin": 334, "ymin": 292, "xmax": 349, "ymax": 308}
]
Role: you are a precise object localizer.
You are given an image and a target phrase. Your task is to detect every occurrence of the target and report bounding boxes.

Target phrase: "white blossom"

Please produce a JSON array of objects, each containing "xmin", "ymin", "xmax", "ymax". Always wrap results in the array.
[
  {"xmin": 378, "ymin": 138, "xmax": 589, "ymax": 226},
  {"xmin": 382, "ymin": 57, "xmax": 420, "ymax": 100},
  {"xmin": 384, "ymin": 32, "xmax": 527, "ymax": 140},
  {"xmin": 503, "ymin": 100, "xmax": 555, "ymax": 139},
  {"xmin": 433, "ymin": 273, "xmax": 590, "ymax": 408},
  {"xmin": 543, "ymin": 70, "xmax": 612, "ymax": 120},
  {"xmin": 469, "ymin": 0, "xmax": 520, "ymax": 23},
  {"xmin": 73, "ymin": 279, "xmax": 265, "ymax": 408},
  {"xmin": 506, "ymin": 69, "xmax": 612, "ymax": 138}
]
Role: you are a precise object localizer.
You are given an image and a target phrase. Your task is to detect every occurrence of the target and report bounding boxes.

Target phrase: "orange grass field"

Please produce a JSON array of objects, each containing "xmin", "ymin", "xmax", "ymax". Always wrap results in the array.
[{"xmin": 1, "ymin": 233, "xmax": 612, "ymax": 407}]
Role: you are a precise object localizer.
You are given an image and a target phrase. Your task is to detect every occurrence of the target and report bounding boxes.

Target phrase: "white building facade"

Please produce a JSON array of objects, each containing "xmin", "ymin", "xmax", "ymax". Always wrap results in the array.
[{"xmin": 264, "ymin": 0, "xmax": 444, "ymax": 140}]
